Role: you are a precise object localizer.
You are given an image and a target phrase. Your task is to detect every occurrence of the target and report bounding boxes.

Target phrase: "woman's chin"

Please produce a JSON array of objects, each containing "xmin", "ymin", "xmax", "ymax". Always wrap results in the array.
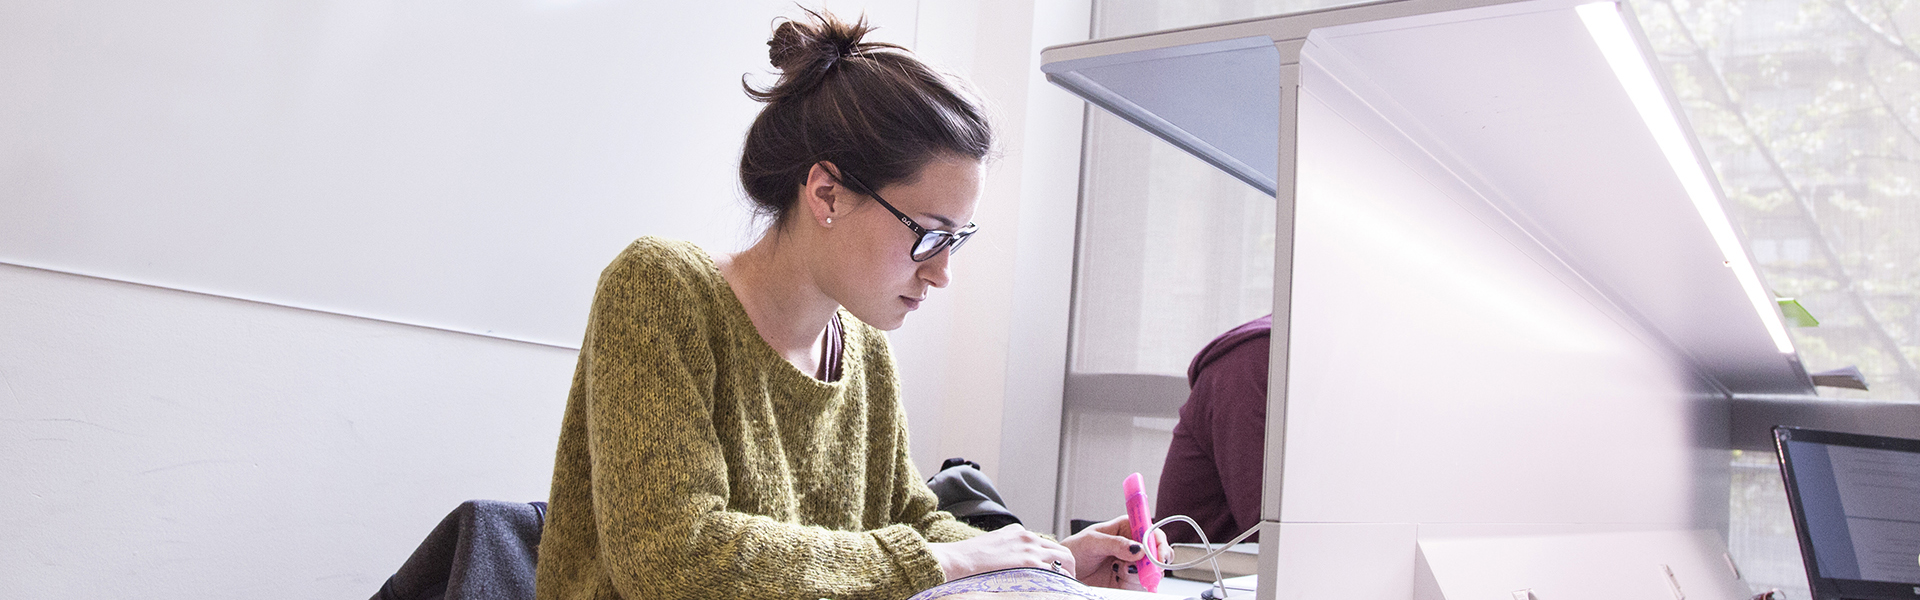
[
  {"xmin": 869, "ymin": 315, "xmax": 907, "ymax": 331},
  {"xmin": 840, "ymin": 305, "xmax": 905, "ymax": 331}
]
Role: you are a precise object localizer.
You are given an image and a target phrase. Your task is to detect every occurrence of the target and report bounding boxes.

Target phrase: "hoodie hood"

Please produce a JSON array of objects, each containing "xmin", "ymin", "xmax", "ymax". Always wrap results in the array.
[{"xmin": 1186, "ymin": 314, "xmax": 1274, "ymax": 387}]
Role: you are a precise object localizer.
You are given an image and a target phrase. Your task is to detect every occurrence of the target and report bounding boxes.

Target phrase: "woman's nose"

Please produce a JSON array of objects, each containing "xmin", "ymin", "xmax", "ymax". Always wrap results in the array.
[{"xmin": 918, "ymin": 250, "xmax": 952, "ymax": 288}]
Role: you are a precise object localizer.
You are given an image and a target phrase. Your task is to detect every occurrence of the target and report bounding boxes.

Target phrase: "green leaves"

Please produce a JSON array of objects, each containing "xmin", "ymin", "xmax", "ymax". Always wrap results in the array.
[{"xmin": 1634, "ymin": 0, "xmax": 1920, "ymax": 399}]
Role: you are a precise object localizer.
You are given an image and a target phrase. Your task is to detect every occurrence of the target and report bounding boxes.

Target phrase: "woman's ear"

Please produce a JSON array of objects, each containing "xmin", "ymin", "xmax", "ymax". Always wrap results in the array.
[{"xmin": 799, "ymin": 162, "xmax": 843, "ymax": 229}]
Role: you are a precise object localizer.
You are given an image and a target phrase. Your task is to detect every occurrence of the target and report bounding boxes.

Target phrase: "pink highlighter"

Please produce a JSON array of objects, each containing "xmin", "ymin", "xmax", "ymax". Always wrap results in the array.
[{"xmin": 1122, "ymin": 472, "xmax": 1163, "ymax": 592}]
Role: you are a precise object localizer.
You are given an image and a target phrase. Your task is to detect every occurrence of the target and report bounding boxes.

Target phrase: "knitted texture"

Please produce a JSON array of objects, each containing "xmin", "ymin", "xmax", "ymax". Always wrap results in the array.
[{"xmin": 535, "ymin": 237, "xmax": 980, "ymax": 600}]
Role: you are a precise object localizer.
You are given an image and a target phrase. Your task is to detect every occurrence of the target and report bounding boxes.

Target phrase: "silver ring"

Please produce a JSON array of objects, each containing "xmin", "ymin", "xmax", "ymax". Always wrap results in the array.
[{"xmin": 1050, "ymin": 560, "xmax": 1064, "ymax": 573}]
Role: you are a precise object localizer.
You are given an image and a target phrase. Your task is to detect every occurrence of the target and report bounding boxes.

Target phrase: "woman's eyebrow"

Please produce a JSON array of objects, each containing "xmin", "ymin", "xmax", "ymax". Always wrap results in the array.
[{"xmin": 922, "ymin": 213, "xmax": 958, "ymax": 228}]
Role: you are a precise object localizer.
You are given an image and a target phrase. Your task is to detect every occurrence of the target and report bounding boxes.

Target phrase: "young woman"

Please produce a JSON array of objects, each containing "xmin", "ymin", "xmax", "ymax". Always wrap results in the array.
[{"xmin": 533, "ymin": 10, "xmax": 1160, "ymax": 600}]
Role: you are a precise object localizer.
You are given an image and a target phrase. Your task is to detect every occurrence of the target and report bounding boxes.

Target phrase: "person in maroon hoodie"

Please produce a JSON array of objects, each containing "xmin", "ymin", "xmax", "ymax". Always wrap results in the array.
[{"xmin": 1153, "ymin": 314, "xmax": 1272, "ymax": 544}]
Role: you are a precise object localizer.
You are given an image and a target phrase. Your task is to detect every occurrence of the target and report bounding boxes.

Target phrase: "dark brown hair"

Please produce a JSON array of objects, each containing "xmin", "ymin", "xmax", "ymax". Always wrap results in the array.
[{"xmin": 739, "ymin": 9, "xmax": 994, "ymax": 226}]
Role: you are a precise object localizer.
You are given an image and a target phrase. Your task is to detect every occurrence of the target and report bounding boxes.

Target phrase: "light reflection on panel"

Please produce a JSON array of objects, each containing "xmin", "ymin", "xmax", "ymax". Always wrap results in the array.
[
  {"xmin": 1278, "ymin": 65, "xmax": 1709, "ymax": 525},
  {"xmin": 1305, "ymin": 5, "xmax": 1803, "ymax": 392}
]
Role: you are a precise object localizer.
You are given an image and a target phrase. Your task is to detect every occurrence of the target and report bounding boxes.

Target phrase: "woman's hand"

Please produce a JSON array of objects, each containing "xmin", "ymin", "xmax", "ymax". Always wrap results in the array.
[
  {"xmin": 928, "ymin": 524, "xmax": 1075, "ymax": 582},
  {"xmin": 1060, "ymin": 514, "xmax": 1174, "ymax": 589}
]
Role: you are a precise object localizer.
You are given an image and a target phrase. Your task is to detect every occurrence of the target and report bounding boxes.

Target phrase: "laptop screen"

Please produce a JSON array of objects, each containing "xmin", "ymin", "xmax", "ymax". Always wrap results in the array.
[{"xmin": 1775, "ymin": 427, "xmax": 1920, "ymax": 600}]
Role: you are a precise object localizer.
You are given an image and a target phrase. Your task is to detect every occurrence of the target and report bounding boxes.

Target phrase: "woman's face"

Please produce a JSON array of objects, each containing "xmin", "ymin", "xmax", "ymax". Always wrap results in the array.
[{"xmin": 819, "ymin": 155, "xmax": 983, "ymax": 331}]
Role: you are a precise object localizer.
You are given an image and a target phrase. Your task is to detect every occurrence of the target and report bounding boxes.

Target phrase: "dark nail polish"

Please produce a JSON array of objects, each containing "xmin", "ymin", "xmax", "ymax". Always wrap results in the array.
[
  {"xmin": 1128, "ymin": 543, "xmax": 1142, "ymax": 555},
  {"xmin": 1127, "ymin": 564, "xmax": 1138, "ymax": 574}
]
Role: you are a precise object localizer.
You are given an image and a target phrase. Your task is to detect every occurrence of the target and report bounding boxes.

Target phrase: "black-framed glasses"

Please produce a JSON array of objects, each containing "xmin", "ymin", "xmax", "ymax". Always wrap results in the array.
[{"xmin": 837, "ymin": 171, "xmax": 979, "ymax": 262}]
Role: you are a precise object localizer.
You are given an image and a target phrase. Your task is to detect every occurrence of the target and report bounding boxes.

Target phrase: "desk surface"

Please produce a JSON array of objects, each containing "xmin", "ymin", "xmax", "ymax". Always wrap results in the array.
[
  {"xmin": 1095, "ymin": 575, "xmax": 1253, "ymax": 599},
  {"xmin": 1093, "ymin": 588, "xmax": 1189, "ymax": 599}
]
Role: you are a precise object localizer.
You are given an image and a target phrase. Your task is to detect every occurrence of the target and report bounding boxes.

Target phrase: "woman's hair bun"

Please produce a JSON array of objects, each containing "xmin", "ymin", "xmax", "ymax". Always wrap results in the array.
[
  {"xmin": 749, "ymin": 8, "xmax": 902, "ymax": 102},
  {"xmin": 738, "ymin": 8, "xmax": 994, "ymax": 228}
]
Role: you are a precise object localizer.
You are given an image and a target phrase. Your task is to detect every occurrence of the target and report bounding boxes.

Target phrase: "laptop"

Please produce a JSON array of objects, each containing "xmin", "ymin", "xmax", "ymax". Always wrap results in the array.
[{"xmin": 1774, "ymin": 426, "xmax": 1920, "ymax": 600}]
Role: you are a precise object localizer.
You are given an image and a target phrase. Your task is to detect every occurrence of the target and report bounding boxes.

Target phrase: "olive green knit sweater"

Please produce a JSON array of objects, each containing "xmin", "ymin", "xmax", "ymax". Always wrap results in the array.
[{"xmin": 534, "ymin": 237, "xmax": 981, "ymax": 600}]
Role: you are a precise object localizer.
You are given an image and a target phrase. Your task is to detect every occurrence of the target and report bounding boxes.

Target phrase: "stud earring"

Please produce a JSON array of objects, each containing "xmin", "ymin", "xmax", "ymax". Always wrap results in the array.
[{"xmin": 825, "ymin": 217, "xmax": 833, "ymax": 225}]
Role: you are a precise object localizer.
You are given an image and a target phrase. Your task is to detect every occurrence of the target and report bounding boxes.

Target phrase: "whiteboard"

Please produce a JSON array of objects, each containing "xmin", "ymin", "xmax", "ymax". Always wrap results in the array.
[{"xmin": 0, "ymin": 0, "xmax": 921, "ymax": 347}]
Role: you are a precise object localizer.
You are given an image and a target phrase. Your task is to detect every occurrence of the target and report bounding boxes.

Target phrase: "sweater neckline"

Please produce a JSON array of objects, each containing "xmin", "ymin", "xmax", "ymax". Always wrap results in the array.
[{"xmin": 694, "ymin": 246, "xmax": 852, "ymax": 391}]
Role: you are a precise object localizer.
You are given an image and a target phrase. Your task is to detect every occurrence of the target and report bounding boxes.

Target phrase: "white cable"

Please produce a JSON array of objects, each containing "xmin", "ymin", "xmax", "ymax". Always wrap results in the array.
[{"xmin": 1140, "ymin": 515, "xmax": 1260, "ymax": 600}]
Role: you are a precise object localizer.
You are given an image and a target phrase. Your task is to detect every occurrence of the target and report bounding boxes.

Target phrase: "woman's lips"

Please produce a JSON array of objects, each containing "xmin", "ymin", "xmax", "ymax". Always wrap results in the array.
[{"xmin": 901, "ymin": 296, "xmax": 923, "ymax": 310}]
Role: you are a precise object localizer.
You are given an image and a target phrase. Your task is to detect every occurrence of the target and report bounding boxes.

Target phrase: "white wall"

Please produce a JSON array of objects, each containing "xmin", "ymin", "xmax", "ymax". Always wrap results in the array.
[
  {"xmin": 0, "ymin": 1, "xmax": 1090, "ymax": 597},
  {"xmin": 0, "ymin": 263, "xmax": 578, "ymax": 597},
  {"xmin": 0, "ymin": 0, "xmax": 924, "ymax": 347},
  {"xmin": 896, "ymin": 0, "xmax": 1092, "ymax": 533}
]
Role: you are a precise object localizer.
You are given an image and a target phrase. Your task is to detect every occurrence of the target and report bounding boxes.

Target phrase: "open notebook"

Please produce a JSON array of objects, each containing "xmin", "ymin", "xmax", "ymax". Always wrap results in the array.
[{"xmin": 905, "ymin": 567, "xmax": 1178, "ymax": 600}]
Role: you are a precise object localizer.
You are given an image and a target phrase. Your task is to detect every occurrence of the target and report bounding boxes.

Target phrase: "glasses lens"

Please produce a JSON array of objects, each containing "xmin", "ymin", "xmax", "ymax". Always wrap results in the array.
[
  {"xmin": 947, "ymin": 230, "xmax": 972, "ymax": 255},
  {"xmin": 912, "ymin": 233, "xmax": 950, "ymax": 261}
]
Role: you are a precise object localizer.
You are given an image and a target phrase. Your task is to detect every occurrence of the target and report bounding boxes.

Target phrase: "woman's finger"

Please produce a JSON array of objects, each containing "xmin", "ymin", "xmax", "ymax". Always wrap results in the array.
[
  {"xmin": 1089, "ymin": 514, "xmax": 1133, "ymax": 535},
  {"xmin": 1116, "ymin": 560, "xmax": 1147, "ymax": 591},
  {"xmin": 1084, "ymin": 558, "xmax": 1123, "ymax": 587},
  {"xmin": 1054, "ymin": 545, "xmax": 1078, "ymax": 577}
]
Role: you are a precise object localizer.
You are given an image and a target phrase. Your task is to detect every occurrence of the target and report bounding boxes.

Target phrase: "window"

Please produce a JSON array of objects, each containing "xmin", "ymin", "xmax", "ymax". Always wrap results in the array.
[{"xmin": 1636, "ymin": 0, "xmax": 1920, "ymax": 403}]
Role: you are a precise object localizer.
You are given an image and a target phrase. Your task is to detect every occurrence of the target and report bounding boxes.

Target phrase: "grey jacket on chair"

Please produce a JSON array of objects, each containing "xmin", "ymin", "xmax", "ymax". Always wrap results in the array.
[
  {"xmin": 373, "ymin": 500, "xmax": 547, "ymax": 600},
  {"xmin": 927, "ymin": 458, "xmax": 1022, "ymax": 532}
]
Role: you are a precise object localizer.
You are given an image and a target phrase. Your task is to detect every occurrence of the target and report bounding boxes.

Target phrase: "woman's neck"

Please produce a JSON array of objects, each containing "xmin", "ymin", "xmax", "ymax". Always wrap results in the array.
[{"xmin": 716, "ymin": 234, "xmax": 840, "ymax": 370}]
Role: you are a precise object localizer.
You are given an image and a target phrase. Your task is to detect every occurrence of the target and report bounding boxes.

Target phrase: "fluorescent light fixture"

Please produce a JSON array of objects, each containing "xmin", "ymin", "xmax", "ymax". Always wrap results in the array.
[{"xmin": 1577, "ymin": 1, "xmax": 1796, "ymax": 354}]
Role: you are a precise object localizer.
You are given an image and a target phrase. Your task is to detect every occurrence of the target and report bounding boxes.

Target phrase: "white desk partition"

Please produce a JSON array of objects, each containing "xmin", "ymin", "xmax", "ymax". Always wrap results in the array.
[{"xmin": 1043, "ymin": 0, "xmax": 1812, "ymax": 598}]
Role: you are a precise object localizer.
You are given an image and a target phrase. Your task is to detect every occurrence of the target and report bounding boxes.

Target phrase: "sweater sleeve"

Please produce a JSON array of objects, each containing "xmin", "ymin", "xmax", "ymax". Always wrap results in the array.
[
  {"xmin": 887, "ymin": 416, "xmax": 984, "ymax": 544},
  {"xmin": 583, "ymin": 250, "xmax": 946, "ymax": 600}
]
